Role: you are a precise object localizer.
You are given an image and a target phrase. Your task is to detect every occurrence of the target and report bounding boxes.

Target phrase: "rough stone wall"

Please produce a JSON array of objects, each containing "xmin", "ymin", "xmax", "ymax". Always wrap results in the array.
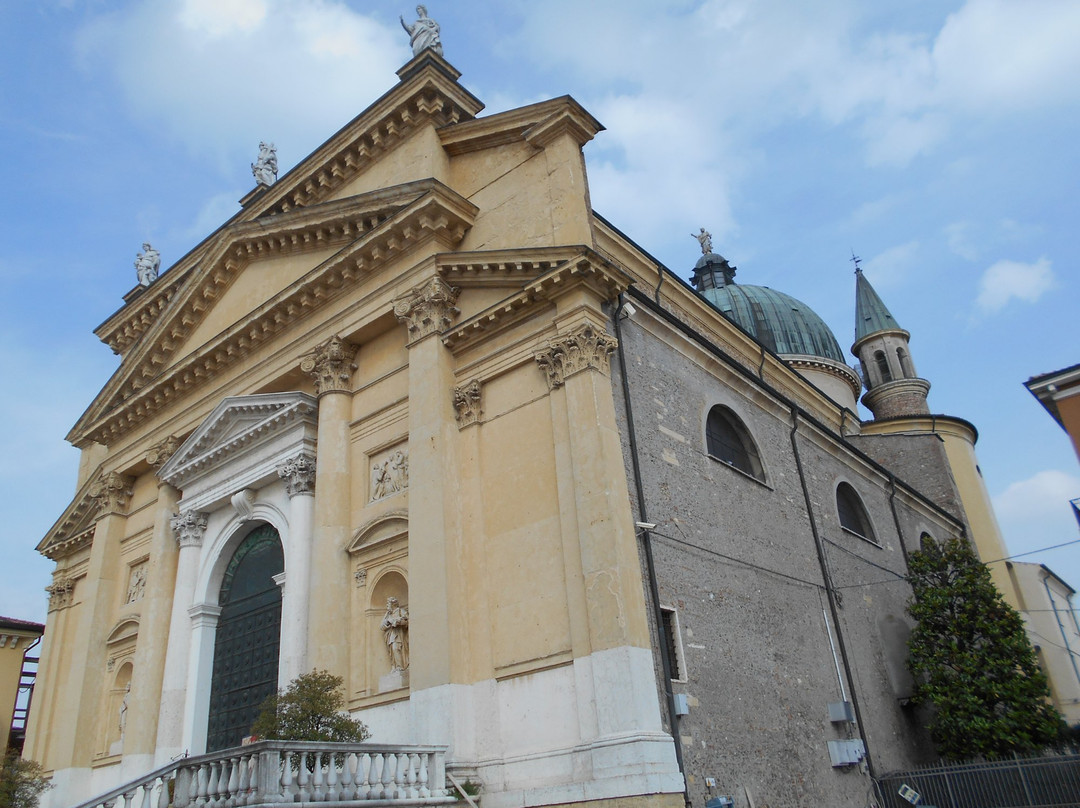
[
  {"xmin": 611, "ymin": 308, "xmax": 955, "ymax": 808},
  {"xmin": 848, "ymin": 433, "xmax": 968, "ymax": 525}
]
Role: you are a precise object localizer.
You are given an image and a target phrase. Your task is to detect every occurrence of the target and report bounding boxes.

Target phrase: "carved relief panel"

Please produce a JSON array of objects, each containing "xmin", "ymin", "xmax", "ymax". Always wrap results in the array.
[{"xmin": 368, "ymin": 444, "xmax": 409, "ymax": 503}]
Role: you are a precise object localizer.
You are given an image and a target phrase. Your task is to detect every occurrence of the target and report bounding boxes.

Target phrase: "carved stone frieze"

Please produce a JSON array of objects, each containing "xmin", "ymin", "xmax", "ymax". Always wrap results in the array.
[
  {"xmin": 171, "ymin": 511, "xmax": 209, "ymax": 548},
  {"xmin": 277, "ymin": 452, "xmax": 317, "ymax": 497},
  {"xmin": 89, "ymin": 472, "xmax": 135, "ymax": 517},
  {"xmin": 46, "ymin": 577, "xmax": 74, "ymax": 611},
  {"xmin": 300, "ymin": 335, "xmax": 357, "ymax": 396},
  {"xmin": 453, "ymin": 379, "xmax": 482, "ymax": 427},
  {"xmin": 535, "ymin": 323, "xmax": 618, "ymax": 390},
  {"xmin": 126, "ymin": 563, "xmax": 147, "ymax": 604},
  {"xmin": 370, "ymin": 448, "xmax": 409, "ymax": 502},
  {"xmin": 146, "ymin": 435, "xmax": 181, "ymax": 469},
  {"xmin": 393, "ymin": 277, "xmax": 460, "ymax": 343}
]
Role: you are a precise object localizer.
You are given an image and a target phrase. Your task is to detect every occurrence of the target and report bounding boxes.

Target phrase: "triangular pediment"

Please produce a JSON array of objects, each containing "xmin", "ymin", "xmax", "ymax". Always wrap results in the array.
[
  {"xmin": 158, "ymin": 392, "xmax": 318, "ymax": 491},
  {"xmin": 70, "ymin": 180, "xmax": 477, "ymax": 447},
  {"xmin": 38, "ymin": 470, "xmax": 103, "ymax": 560}
]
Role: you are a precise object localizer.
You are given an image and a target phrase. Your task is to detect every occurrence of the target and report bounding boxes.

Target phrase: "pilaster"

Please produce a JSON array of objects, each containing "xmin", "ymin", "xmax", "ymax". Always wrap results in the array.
[
  {"xmin": 395, "ymin": 278, "xmax": 462, "ymax": 695},
  {"xmin": 65, "ymin": 471, "xmax": 134, "ymax": 768},
  {"xmin": 303, "ymin": 337, "xmax": 356, "ymax": 675},
  {"xmin": 125, "ymin": 445, "xmax": 181, "ymax": 767}
]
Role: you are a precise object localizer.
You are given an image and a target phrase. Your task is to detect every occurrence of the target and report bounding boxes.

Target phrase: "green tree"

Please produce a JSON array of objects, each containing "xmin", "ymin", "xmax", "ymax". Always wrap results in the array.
[
  {"xmin": 0, "ymin": 752, "xmax": 52, "ymax": 808},
  {"xmin": 906, "ymin": 535, "xmax": 1062, "ymax": 759},
  {"xmin": 250, "ymin": 670, "xmax": 369, "ymax": 743}
]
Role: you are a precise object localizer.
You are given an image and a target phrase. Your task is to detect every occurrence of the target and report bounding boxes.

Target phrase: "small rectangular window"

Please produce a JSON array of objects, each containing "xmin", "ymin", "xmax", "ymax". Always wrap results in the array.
[{"xmin": 660, "ymin": 606, "xmax": 686, "ymax": 681}]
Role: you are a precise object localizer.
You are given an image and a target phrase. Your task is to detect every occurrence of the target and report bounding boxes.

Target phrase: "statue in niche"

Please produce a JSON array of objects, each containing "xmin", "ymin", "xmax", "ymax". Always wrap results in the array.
[
  {"xmin": 251, "ymin": 141, "xmax": 278, "ymax": 186},
  {"xmin": 370, "ymin": 449, "xmax": 409, "ymax": 501},
  {"xmin": 134, "ymin": 243, "xmax": 160, "ymax": 286},
  {"xmin": 400, "ymin": 5, "xmax": 442, "ymax": 57},
  {"xmin": 118, "ymin": 683, "xmax": 130, "ymax": 738},
  {"xmin": 380, "ymin": 597, "xmax": 410, "ymax": 671},
  {"xmin": 691, "ymin": 228, "xmax": 713, "ymax": 255}
]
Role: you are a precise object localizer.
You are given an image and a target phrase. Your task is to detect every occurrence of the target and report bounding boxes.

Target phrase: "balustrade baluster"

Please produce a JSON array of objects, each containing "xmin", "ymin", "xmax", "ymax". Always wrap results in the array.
[
  {"xmin": 339, "ymin": 752, "xmax": 356, "ymax": 801},
  {"xmin": 312, "ymin": 752, "xmax": 325, "ymax": 802},
  {"xmin": 297, "ymin": 752, "xmax": 311, "ymax": 802},
  {"xmin": 404, "ymin": 753, "xmax": 417, "ymax": 798},
  {"xmin": 394, "ymin": 753, "xmax": 407, "ymax": 799},
  {"xmin": 175, "ymin": 766, "xmax": 193, "ymax": 808},
  {"xmin": 102, "ymin": 799, "xmax": 116, "ymax": 808},
  {"xmin": 158, "ymin": 776, "xmax": 173, "ymax": 808},
  {"xmin": 121, "ymin": 789, "xmax": 135, "ymax": 808},
  {"xmin": 357, "ymin": 753, "xmax": 372, "ymax": 800},
  {"xmin": 195, "ymin": 763, "xmax": 210, "ymax": 807},
  {"xmin": 418, "ymin": 753, "xmax": 430, "ymax": 798},
  {"xmin": 139, "ymin": 781, "xmax": 154, "ymax": 808},
  {"xmin": 326, "ymin": 752, "xmax": 339, "ymax": 801},
  {"xmin": 236, "ymin": 753, "xmax": 251, "ymax": 806},
  {"xmin": 224, "ymin": 755, "xmax": 239, "ymax": 807},
  {"xmin": 280, "ymin": 752, "xmax": 295, "ymax": 803},
  {"xmin": 209, "ymin": 761, "xmax": 223, "ymax": 808},
  {"xmin": 371, "ymin": 753, "xmax": 385, "ymax": 800}
]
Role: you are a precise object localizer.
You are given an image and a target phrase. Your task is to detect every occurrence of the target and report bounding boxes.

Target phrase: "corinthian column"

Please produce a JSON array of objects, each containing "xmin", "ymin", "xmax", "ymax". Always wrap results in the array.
[
  {"xmin": 154, "ymin": 509, "xmax": 208, "ymax": 763},
  {"xmin": 394, "ymin": 277, "xmax": 463, "ymax": 695},
  {"xmin": 277, "ymin": 452, "xmax": 316, "ymax": 682},
  {"xmin": 301, "ymin": 335, "xmax": 356, "ymax": 674}
]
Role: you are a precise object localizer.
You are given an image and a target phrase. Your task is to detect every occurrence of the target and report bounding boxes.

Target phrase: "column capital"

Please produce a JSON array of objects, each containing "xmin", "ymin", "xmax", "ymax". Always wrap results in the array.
[
  {"xmin": 393, "ymin": 277, "xmax": 460, "ymax": 344},
  {"xmin": 89, "ymin": 471, "xmax": 135, "ymax": 517},
  {"xmin": 170, "ymin": 510, "xmax": 209, "ymax": 548},
  {"xmin": 277, "ymin": 452, "xmax": 317, "ymax": 497},
  {"xmin": 300, "ymin": 334, "xmax": 357, "ymax": 396},
  {"xmin": 453, "ymin": 379, "xmax": 483, "ymax": 428},
  {"xmin": 146, "ymin": 435, "xmax": 181, "ymax": 469},
  {"xmin": 46, "ymin": 576, "xmax": 75, "ymax": 612},
  {"xmin": 535, "ymin": 322, "xmax": 618, "ymax": 390}
]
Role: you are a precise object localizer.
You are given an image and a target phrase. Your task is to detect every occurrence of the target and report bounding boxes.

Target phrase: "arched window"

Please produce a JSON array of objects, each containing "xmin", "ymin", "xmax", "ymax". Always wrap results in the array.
[
  {"xmin": 874, "ymin": 350, "xmax": 892, "ymax": 384},
  {"xmin": 705, "ymin": 405, "xmax": 764, "ymax": 481},
  {"xmin": 836, "ymin": 482, "xmax": 876, "ymax": 542}
]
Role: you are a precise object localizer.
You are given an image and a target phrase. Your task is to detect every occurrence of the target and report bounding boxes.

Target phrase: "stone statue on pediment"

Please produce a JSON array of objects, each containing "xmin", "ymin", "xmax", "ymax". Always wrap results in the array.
[
  {"xmin": 251, "ymin": 141, "xmax": 278, "ymax": 186},
  {"xmin": 135, "ymin": 243, "xmax": 160, "ymax": 286},
  {"xmin": 400, "ymin": 5, "xmax": 442, "ymax": 56}
]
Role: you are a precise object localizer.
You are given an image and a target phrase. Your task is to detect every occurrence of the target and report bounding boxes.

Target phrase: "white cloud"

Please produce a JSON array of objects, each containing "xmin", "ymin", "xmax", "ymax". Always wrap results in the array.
[
  {"xmin": 944, "ymin": 221, "xmax": 978, "ymax": 261},
  {"xmin": 994, "ymin": 470, "xmax": 1080, "ymax": 577},
  {"xmin": 862, "ymin": 241, "xmax": 920, "ymax": 288},
  {"xmin": 76, "ymin": 1, "xmax": 408, "ymax": 173},
  {"xmin": 974, "ymin": 257, "xmax": 1055, "ymax": 316}
]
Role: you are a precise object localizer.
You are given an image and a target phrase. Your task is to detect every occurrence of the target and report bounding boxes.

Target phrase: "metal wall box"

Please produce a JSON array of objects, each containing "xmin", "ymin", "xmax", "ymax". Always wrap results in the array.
[
  {"xmin": 827, "ymin": 700, "xmax": 855, "ymax": 723},
  {"xmin": 673, "ymin": 693, "xmax": 690, "ymax": 716},
  {"xmin": 827, "ymin": 738, "xmax": 866, "ymax": 767}
]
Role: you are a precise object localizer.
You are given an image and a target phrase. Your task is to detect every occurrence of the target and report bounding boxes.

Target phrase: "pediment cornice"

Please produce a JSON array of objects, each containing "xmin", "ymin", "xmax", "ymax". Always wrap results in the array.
[
  {"xmin": 438, "ymin": 96, "xmax": 603, "ymax": 156},
  {"xmin": 96, "ymin": 272, "xmax": 188, "ymax": 356},
  {"xmin": 70, "ymin": 182, "xmax": 477, "ymax": 447},
  {"xmin": 245, "ymin": 54, "xmax": 483, "ymax": 218},
  {"xmin": 440, "ymin": 249, "xmax": 631, "ymax": 353},
  {"xmin": 37, "ymin": 470, "xmax": 102, "ymax": 560},
  {"xmin": 158, "ymin": 392, "xmax": 318, "ymax": 492}
]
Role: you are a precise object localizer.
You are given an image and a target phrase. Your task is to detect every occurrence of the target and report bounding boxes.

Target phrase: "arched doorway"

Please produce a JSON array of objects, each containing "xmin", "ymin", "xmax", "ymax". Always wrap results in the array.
[{"xmin": 206, "ymin": 523, "xmax": 284, "ymax": 751}]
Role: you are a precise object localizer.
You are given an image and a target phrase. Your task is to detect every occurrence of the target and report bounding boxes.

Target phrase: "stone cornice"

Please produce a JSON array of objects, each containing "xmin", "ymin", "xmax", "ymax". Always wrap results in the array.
[
  {"xmin": 37, "ymin": 471, "xmax": 104, "ymax": 559},
  {"xmin": 71, "ymin": 183, "xmax": 476, "ymax": 447},
  {"xmin": 439, "ymin": 96, "xmax": 603, "ymax": 156},
  {"xmin": 158, "ymin": 392, "xmax": 319, "ymax": 490},
  {"xmin": 246, "ymin": 57, "xmax": 483, "ymax": 218},
  {"xmin": 96, "ymin": 272, "xmax": 187, "ymax": 356},
  {"xmin": 784, "ymin": 355, "xmax": 863, "ymax": 400},
  {"xmin": 441, "ymin": 250, "xmax": 631, "ymax": 354}
]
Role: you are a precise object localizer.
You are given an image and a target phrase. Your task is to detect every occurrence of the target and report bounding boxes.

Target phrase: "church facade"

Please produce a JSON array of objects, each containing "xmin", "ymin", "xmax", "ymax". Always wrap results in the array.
[{"xmin": 25, "ymin": 50, "xmax": 1035, "ymax": 808}]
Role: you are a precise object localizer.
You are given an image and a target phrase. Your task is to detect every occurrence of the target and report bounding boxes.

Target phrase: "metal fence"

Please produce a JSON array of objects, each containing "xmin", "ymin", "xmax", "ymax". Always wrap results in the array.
[{"xmin": 875, "ymin": 753, "xmax": 1080, "ymax": 808}]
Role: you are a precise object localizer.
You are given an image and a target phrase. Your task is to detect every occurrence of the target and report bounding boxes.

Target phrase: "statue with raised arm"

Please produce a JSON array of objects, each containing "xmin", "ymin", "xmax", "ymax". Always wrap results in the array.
[
  {"xmin": 380, "ymin": 597, "xmax": 410, "ymax": 671},
  {"xmin": 400, "ymin": 5, "xmax": 442, "ymax": 57},
  {"xmin": 691, "ymin": 228, "xmax": 713, "ymax": 255},
  {"xmin": 135, "ymin": 242, "xmax": 160, "ymax": 286},
  {"xmin": 251, "ymin": 141, "xmax": 278, "ymax": 186}
]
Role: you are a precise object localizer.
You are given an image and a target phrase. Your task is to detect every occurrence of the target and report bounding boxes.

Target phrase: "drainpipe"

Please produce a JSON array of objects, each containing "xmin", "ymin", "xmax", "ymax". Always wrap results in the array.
[
  {"xmin": 613, "ymin": 294, "xmax": 691, "ymax": 808},
  {"xmin": 789, "ymin": 406, "xmax": 875, "ymax": 778}
]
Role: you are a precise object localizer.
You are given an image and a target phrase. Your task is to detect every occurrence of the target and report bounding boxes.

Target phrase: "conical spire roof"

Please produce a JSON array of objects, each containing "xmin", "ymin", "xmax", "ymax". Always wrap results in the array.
[{"xmin": 854, "ymin": 268, "xmax": 902, "ymax": 344}]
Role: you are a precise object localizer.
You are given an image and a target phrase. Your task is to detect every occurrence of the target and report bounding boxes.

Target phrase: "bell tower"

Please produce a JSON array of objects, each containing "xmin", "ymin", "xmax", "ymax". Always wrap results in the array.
[{"xmin": 851, "ymin": 267, "xmax": 930, "ymax": 420}]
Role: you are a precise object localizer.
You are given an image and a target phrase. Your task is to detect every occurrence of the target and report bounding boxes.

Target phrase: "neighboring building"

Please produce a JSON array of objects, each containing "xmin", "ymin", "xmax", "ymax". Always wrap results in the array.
[
  {"xmin": 1005, "ymin": 562, "xmax": 1080, "ymax": 723},
  {"xmin": 23, "ymin": 50, "xmax": 1040, "ymax": 808},
  {"xmin": 1, "ymin": 616, "xmax": 44, "ymax": 753},
  {"xmin": 1027, "ymin": 362, "xmax": 1080, "ymax": 463}
]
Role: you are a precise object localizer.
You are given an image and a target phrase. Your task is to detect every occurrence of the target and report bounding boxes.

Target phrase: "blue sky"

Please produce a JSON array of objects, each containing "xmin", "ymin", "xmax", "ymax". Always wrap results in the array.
[{"xmin": 1, "ymin": 0, "xmax": 1078, "ymax": 622}]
